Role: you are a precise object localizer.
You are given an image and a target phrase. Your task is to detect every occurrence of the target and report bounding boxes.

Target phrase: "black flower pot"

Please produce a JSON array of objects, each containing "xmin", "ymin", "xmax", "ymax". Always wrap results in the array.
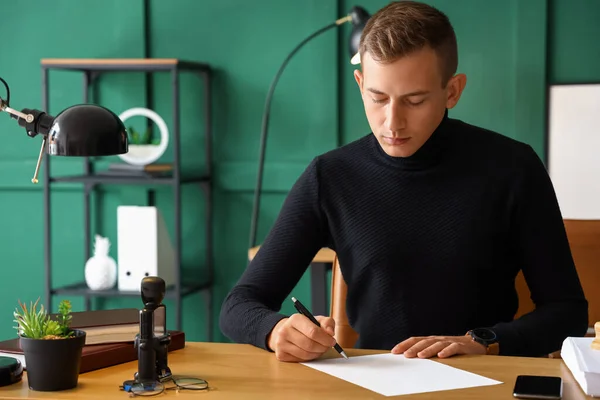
[{"xmin": 19, "ymin": 330, "xmax": 86, "ymax": 391}]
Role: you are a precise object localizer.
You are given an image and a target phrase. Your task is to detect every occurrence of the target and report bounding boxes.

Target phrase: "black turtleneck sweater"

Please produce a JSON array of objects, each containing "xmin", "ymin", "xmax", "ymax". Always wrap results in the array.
[{"xmin": 219, "ymin": 114, "xmax": 588, "ymax": 357}]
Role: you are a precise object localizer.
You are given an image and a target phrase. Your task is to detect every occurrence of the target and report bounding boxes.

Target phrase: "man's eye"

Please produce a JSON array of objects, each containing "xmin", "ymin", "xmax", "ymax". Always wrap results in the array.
[
  {"xmin": 371, "ymin": 98, "xmax": 386, "ymax": 104},
  {"xmin": 407, "ymin": 99, "xmax": 425, "ymax": 106}
]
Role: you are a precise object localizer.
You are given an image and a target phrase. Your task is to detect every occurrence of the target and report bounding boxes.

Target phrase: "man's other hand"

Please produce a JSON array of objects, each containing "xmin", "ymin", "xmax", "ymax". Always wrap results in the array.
[
  {"xmin": 391, "ymin": 335, "xmax": 486, "ymax": 358},
  {"xmin": 267, "ymin": 314, "xmax": 336, "ymax": 362}
]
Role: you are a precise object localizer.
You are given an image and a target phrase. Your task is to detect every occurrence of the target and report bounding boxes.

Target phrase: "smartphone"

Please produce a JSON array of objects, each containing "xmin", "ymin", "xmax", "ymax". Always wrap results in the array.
[{"xmin": 513, "ymin": 375, "xmax": 562, "ymax": 399}]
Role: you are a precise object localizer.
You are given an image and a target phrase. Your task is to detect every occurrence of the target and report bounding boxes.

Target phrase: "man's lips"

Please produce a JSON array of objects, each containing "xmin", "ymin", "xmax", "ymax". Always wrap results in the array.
[{"xmin": 382, "ymin": 137, "xmax": 411, "ymax": 146}]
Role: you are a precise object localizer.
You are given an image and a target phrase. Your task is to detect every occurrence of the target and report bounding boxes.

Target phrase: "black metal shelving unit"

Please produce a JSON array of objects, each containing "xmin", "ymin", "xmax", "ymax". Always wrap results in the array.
[{"xmin": 40, "ymin": 58, "xmax": 213, "ymax": 339}]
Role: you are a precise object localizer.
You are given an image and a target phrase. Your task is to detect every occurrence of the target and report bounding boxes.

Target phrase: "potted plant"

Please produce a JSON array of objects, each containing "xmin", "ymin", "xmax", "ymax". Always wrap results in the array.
[
  {"xmin": 13, "ymin": 298, "xmax": 86, "ymax": 391},
  {"xmin": 117, "ymin": 107, "xmax": 169, "ymax": 166},
  {"xmin": 128, "ymin": 124, "xmax": 161, "ymax": 146}
]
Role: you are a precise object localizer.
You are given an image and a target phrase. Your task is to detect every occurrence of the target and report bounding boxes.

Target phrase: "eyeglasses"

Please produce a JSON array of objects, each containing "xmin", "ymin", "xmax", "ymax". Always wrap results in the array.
[{"xmin": 120, "ymin": 376, "xmax": 209, "ymax": 396}]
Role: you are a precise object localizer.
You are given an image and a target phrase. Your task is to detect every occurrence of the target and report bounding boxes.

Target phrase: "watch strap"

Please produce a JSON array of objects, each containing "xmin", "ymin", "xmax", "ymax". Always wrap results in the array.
[{"xmin": 486, "ymin": 342, "xmax": 500, "ymax": 355}]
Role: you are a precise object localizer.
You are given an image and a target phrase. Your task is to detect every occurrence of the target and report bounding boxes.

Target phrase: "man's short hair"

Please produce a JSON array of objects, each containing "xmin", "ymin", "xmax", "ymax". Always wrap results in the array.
[{"xmin": 359, "ymin": 1, "xmax": 458, "ymax": 86}]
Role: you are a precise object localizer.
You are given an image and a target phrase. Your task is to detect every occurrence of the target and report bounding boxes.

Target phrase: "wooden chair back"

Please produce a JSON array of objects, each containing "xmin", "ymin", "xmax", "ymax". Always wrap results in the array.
[{"xmin": 329, "ymin": 257, "xmax": 359, "ymax": 348}]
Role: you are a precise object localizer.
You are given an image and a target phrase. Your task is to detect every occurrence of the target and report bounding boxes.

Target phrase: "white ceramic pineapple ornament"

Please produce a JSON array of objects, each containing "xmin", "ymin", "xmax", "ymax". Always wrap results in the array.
[{"xmin": 85, "ymin": 234, "xmax": 117, "ymax": 290}]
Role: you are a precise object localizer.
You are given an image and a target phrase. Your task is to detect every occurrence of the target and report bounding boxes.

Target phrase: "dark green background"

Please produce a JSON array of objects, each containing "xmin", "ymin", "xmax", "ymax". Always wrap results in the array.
[{"xmin": 0, "ymin": 0, "xmax": 598, "ymax": 342}]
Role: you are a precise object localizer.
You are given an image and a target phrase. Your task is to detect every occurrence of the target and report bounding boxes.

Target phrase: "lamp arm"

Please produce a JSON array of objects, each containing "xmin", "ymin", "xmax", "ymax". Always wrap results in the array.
[
  {"xmin": 1, "ymin": 76, "xmax": 55, "ymax": 184},
  {"xmin": 1, "ymin": 103, "xmax": 34, "ymax": 122},
  {"xmin": 248, "ymin": 16, "xmax": 352, "ymax": 250},
  {"xmin": 0, "ymin": 78, "xmax": 55, "ymax": 137},
  {"xmin": 2, "ymin": 106, "xmax": 55, "ymax": 137}
]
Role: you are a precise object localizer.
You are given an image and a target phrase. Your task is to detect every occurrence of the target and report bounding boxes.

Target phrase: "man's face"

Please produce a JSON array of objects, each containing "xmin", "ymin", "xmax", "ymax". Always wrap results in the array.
[{"xmin": 354, "ymin": 47, "xmax": 465, "ymax": 158}]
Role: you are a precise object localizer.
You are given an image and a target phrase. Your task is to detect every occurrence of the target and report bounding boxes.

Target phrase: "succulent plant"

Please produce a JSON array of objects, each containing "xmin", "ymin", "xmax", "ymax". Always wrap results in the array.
[
  {"xmin": 13, "ymin": 298, "xmax": 74, "ymax": 339},
  {"xmin": 128, "ymin": 125, "xmax": 160, "ymax": 145}
]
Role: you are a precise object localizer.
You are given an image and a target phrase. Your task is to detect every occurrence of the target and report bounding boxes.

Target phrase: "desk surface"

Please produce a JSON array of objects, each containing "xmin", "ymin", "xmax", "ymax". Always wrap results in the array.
[{"xmin": 2, "ymin": 342, "xmax": 592, "ymax": 399}]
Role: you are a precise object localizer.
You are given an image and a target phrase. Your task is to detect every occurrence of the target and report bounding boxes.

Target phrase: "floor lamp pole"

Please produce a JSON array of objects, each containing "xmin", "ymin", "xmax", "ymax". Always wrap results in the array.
[{"xmin": 248, "ymin": 16, "xmax": 352, "ymax": 250}]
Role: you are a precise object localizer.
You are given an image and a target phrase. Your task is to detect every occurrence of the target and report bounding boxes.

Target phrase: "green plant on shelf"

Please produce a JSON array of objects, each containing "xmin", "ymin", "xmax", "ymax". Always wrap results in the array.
[
  {"xmin": 13, "ymin": 298, "xmax": 74, "ymax": 339},
  {"xmin": 128, "ymin": 125, "xmax": 160, "ymax": 145}
]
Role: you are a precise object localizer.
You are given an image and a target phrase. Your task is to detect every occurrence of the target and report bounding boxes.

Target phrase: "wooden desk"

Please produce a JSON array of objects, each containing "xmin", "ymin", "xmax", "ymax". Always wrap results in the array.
[
  {"xmin": 2, "ymin": 342, "xmax": 592, "ymax": 399},
  {"xmin": 249, "ymin": 246, "xmax": 337, "ymax": 315}
]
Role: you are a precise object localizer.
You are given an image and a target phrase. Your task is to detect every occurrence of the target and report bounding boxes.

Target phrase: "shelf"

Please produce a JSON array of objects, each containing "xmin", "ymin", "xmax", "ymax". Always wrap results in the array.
[
  {"xmin": 50, "ymin": 172, "xmax": 209, "ymax": 186},
  {"xmin": 41, "ymin": 57, "xmax": 214, "ymax": 334},
  {"xmin": 51, "ymin": 281, "xmax": 211, "ymax": 298},
  {"xmin": 41, "ymin": 58, "xmax": 211, "ymax": 73}
]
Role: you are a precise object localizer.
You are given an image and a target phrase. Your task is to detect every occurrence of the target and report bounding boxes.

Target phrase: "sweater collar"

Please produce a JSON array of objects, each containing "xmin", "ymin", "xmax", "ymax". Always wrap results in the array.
[{"xmin": 370, "ymin": 109, "xmax": 451, "ymax": 170}]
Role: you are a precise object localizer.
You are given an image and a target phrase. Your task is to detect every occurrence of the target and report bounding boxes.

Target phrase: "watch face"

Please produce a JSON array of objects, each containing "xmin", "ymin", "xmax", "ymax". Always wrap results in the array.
[{"xmin": 473, "ymin": 328, "xmax": 497, "ymax": 341}]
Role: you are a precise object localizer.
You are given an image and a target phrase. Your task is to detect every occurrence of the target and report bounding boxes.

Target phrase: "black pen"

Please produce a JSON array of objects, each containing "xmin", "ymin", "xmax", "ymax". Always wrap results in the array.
[{"xmin": 291, "ymin": 297, "xmax": 348, "ymax": 359}]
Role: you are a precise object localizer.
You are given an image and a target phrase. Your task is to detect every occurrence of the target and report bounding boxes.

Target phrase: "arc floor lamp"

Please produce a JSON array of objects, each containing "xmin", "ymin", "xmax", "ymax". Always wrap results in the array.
[
  {"xmin": 249, "ymin": 5, "xmax": 370, "ymax": 250},
  {"xmin": 0, "ymin": 77, "xmax": 128, "ymax": 183}
]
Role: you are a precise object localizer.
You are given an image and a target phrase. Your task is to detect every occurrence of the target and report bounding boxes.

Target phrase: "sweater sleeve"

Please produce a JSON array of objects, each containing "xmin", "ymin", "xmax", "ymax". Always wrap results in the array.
[
  {"xmin": 219, "ymin": 158, "xmax": 329, "ymax": 350},
  {"xmin": 492, "ymin": 145, "xmax": 588, "ymax": 356}
]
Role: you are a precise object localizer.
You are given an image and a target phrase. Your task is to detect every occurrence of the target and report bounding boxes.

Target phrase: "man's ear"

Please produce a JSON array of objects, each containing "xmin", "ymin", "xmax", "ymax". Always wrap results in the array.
[
  {"xmin": 445, "ymin": 73, "xmax": 467, "ymax": 109},
  {"xmin": 354, "ymin": 69, "xmax": 364, "ymax": 94}
]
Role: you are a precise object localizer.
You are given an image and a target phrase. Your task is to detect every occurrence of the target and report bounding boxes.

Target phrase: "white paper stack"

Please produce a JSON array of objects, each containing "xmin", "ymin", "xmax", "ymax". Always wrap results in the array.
[{"xmin": 561, "ymin": 337, "xmax": 600, "ymax": 396}]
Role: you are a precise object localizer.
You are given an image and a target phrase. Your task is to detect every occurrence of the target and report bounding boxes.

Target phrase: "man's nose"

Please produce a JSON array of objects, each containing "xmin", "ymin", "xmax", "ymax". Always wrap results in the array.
[{"xmin": 385, "ymin": 102, "xmax": 407, "ymax": 132}]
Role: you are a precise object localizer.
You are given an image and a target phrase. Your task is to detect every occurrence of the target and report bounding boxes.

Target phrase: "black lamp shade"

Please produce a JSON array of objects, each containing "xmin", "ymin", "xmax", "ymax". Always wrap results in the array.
[
  {"xmin": 348, "ymin": 6, "xmax": 370, "ymax": 58},
  {"xmin": 47, "ymin": 104, "xmax": 128, "ymax": 156}
]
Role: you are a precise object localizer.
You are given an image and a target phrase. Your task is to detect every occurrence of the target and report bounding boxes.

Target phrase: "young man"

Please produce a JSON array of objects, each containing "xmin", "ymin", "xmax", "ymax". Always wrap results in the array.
[{"xmin": 219, "ymin": 1, "xmax": 588, "ymax": 362}]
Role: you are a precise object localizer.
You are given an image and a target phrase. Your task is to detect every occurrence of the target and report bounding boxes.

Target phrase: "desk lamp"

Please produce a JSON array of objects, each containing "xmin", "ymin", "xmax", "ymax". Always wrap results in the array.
[
  {"xmin": 248, "ymin": 6, "xmax": 370, "ymax": 249},
  {"xmin": 0, "ymin": 77, "xmax": 128, "ymax": 184}
]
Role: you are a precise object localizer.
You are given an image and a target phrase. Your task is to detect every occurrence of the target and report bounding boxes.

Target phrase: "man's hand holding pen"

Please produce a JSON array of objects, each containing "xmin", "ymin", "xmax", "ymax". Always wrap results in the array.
[{"xmin": 267, "ymin": 314, "xmax": 337, "ymax": 362}]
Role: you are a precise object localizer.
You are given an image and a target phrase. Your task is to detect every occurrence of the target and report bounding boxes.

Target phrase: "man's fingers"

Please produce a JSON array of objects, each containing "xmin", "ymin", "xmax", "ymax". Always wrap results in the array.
[
  {"xmin": 274, "ymin": 350, "xmax": 304, "ymax": 363},
  {"xmin": 391, "ymin": 337, "xmax": 424, "ymax": 354},
  {"xmin": 291, "ymin": 315, "xmax": 336, "ymax": 348},
  {"xmin": 276, "ymin": 340, "xmax": 323, "ymax": 362},
  {"xmin": 416, "ymin": 341, "xmax": 450, "ymax": 358},
  {"xmin": 269, "ymin": 315, "xmax": 337, "ymax": 363},
  {"xmin": 404, "ymin": 339, "xmax": 439, "ymax": 358},
  {"xmin": 315, "ymin": 315, "xmax": 336, "ymax": 336},
  {"xmin": 391, "ymin": 336, "xmax": 484, "ymax": 360},
  {"xmin": 285, "ymin": 326, "xmax": 331, "ymax": 354},
  {"xmin": 438, "ymin": 342, "xmax": 465, "ymax": 358}
]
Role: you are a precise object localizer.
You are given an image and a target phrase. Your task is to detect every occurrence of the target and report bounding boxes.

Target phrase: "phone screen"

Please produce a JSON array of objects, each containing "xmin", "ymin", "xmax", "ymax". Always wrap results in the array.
[
  {"xmin": 153, "ymin": 305, "xmax": 166, "ymax": 336},
  {"xmin": 513, "ymin": 375, "xmax": 562, "ymax": 399}
]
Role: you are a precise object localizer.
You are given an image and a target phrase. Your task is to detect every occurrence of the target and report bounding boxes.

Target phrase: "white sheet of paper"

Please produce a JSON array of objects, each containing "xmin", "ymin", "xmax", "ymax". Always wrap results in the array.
[{"xmin": 302, "ymin": 353, "xmax": 502, "ymax": 397}]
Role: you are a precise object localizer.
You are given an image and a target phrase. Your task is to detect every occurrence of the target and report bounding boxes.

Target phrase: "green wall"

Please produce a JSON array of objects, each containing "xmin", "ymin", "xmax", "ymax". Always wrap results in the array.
[
  {"xmin": 549, "ymin": 0, "xmax": 600, "ymax": 84},
  {"xmin": 0, "ymin": 0, "xmax": 597, "ymax": 343}
]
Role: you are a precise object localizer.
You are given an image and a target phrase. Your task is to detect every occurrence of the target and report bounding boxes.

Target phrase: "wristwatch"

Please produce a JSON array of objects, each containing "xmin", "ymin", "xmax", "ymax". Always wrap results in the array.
[{"xmin": 467, "ymin": 327, "xmax": 500, "ymax": 355}]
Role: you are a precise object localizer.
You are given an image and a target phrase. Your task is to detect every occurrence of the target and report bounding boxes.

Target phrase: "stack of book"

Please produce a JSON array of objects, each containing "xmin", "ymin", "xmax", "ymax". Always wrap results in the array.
[{"xmin": 0, "ymin": 308, "xmax": 185, "ymax": 373}]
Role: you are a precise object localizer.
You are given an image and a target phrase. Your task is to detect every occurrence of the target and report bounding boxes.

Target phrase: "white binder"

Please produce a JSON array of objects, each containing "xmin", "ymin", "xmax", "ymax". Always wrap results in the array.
[{"xmin": 116, "ymin": 205, "xmax": 176, "ymax": 291}]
